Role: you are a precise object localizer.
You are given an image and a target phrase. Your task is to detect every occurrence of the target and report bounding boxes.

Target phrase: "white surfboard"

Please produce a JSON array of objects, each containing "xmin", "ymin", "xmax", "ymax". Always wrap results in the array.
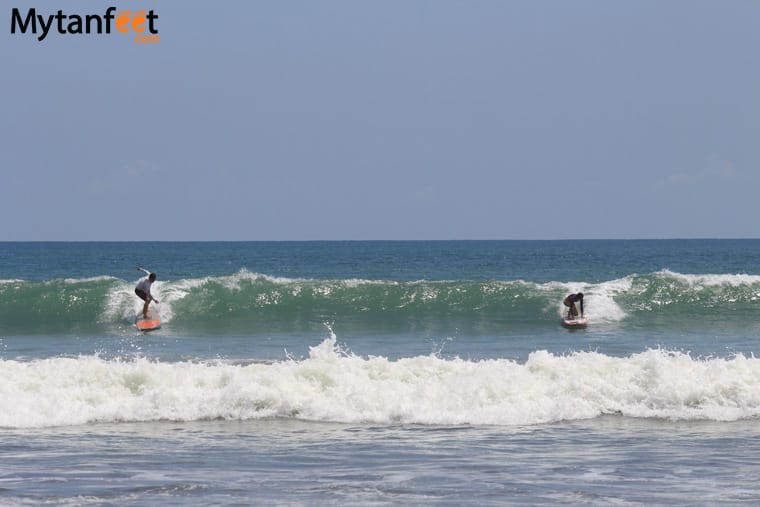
[{"xmin": 562, "ymin": 315, "xmax": 588, "ymax": 328}]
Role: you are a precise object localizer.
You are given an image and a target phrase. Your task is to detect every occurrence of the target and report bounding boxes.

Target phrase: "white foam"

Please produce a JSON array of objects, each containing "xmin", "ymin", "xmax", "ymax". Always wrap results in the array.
[
  {"xmin": 584, "ymin": 277, "xmax": 631, "ymax": 322},
  {"xmin": 656, "ymin": 269, "xmax": 760, "ymax": 287},
  {"xmin": 59, "ymin": 276, "xmax": 120, "ymax": 284},
  {"xmin": 102, "ymin": 271, "xmax": 267, "ymax": 325},
  {"xmin": 2, "ymin": 339, "xmax": 760, "ymax": 429},
  {"xmin": 540, "ymin": 278, "xmax": 630, "ymax": 323},
  {"xmin": 102, "ymin": 280, "xmax": 167, "ymax": 324}
]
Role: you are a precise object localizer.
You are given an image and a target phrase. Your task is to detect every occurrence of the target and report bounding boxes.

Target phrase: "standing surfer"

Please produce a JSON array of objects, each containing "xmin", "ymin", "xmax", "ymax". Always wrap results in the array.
[
  {"xmin": 135, "ymin": 266, "xmax": 159, "ymax": 318},
  {"xmin": 563, "ymin": 292, "xmax": 584, "ymax": 319}
]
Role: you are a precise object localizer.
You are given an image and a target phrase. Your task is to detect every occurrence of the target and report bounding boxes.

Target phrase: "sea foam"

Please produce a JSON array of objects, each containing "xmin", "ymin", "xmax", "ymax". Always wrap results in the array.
[{"xmin": 2, "ymin": 335, "xmax": 760, "ymax": 429}]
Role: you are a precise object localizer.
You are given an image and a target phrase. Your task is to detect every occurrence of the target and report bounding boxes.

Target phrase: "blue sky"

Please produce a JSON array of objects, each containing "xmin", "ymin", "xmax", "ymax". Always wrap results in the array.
[{"xmin": 2, "ymin": 1, "xmax": 759, "ymax": 240}]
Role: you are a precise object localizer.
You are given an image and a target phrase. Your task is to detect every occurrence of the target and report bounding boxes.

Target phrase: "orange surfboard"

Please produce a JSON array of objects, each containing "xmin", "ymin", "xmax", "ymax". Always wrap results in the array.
[{"xmin": 136, "ymin": 308, "xmax": 161, "ymax": 331}]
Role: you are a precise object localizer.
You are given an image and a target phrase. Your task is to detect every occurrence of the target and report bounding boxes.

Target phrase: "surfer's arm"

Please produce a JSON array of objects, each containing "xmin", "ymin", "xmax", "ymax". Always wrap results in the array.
[{"xmin": 137, "ymin": 266, "xmax": 151, "ymax": 275}]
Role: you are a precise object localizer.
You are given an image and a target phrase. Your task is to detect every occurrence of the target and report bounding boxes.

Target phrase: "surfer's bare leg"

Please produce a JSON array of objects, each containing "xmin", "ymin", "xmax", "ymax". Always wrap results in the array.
[{"xmin": 143, "ymin": 297, "xmax": 150, "ymax": 318}]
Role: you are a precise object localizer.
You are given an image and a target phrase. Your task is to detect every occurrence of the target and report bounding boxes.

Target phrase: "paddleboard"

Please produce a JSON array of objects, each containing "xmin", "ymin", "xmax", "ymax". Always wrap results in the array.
[
  {"xmin": 562, "ymin": 315, "xmax": 588, "ymax": 328},
  {"xmin": 136, "ymin": 308, "xmax": 161, "ymax": 331}
]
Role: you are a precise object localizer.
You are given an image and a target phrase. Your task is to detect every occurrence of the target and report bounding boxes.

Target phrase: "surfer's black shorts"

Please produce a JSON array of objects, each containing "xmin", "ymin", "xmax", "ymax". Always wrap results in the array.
[{"xmin": 135, "ymin": 289, "xmax": 149, "ymax": 301}]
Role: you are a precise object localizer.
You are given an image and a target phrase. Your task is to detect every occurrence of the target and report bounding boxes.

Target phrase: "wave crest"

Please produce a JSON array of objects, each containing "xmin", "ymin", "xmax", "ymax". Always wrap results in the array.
[{"xmin": 2, "ymin": 270, "xmax": 760, "ymax": 334}]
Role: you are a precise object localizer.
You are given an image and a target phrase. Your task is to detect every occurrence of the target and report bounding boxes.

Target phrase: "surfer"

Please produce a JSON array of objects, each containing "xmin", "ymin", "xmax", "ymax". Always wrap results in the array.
[
  {"xmin": 563, "ymin": 292, "xmax": 584, "ymax": 319},
  {"xmin": 135, "ymin": 266, "xmax": 159, "ymax": 318}
]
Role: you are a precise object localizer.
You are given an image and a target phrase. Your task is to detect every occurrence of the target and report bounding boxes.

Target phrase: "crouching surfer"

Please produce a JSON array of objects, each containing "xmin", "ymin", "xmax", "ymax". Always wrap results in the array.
[
  {"xmin": 135, "ymin": 266, "xmax": 159, "ymax": 318},
  {"xmin": 563, "ymin": 292, "xmax": 584, "ymax": 319}
]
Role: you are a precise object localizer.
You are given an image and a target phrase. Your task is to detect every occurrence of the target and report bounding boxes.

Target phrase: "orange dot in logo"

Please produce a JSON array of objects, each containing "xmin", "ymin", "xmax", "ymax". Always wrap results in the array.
[
  {"xmin": 132, "ymin": 10, "xmax": 147, "ymax": 33},
  {"xmin": 115, "ymin": 10, "xmax": 131, "ymax": 33}
]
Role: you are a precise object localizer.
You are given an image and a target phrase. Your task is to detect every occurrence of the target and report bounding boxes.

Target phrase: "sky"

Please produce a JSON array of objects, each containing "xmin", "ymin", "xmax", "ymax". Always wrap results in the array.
[{"xmin": 2, "ymin": 0, "xmax": 759, "ymax": 240}]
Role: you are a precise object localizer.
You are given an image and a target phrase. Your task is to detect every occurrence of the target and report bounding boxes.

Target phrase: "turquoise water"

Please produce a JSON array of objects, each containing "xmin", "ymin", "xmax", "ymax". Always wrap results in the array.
[{"xmin": 2, "ymin": 240, "xmax": 760, "ymax": 505}]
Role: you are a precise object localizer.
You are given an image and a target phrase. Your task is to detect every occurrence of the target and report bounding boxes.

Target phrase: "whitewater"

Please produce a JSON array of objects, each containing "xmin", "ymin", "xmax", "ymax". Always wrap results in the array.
[{"xmin": 4, "ymin": 333, "xmax": 760, "ymax": 429}]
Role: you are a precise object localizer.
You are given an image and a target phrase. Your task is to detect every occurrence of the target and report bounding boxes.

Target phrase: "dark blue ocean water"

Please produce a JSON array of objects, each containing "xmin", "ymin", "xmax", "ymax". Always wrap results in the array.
[
  {"xmin": 4, "ymin": 239, "xmax": 760, "ymax": 282},
  {"xmin": 2, "ymin": 240, "xmax": 760, "ymax": 505}
]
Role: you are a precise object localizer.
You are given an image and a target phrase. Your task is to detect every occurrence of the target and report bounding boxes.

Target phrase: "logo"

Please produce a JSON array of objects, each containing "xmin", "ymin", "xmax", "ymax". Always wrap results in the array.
[{"xmin": 10, "ymin": 7, "xmax": 159, "ymax": 43}]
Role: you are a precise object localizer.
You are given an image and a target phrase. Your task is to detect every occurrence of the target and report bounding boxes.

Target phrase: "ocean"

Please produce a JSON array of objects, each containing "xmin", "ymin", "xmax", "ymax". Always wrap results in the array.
[{"xmin": 2, "ymin": 240, "xmax": 760, "ymax": 505}]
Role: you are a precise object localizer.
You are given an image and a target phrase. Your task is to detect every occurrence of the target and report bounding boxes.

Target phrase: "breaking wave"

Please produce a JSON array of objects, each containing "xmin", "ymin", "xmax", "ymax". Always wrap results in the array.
[{"xmin": 1, "ymin": 269, "xmax": 760, "ymax": 335}]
